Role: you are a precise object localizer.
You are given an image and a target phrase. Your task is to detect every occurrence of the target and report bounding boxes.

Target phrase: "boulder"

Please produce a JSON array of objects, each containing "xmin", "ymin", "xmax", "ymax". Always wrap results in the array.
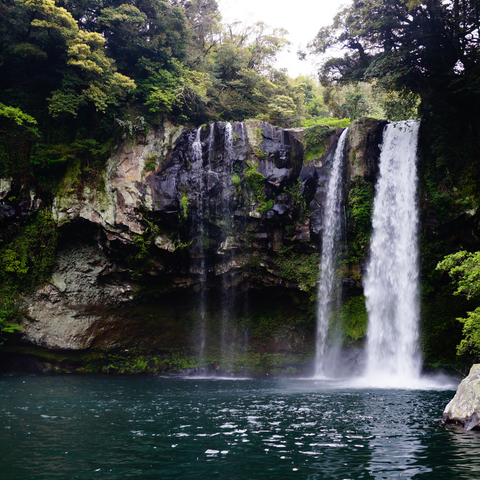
[
  {"xmin": 442, "ymin": 364, "xmax": 480, "ymax": 430},
  {"xmin": 347, "ymin": 117, "xmax": 387, "ymax": 182}
]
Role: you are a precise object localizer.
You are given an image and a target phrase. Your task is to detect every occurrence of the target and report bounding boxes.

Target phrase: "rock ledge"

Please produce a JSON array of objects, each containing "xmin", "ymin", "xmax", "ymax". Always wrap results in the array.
[{"xmin": 443, "ymin": 364, "xmax": 480, "ymax": 430}]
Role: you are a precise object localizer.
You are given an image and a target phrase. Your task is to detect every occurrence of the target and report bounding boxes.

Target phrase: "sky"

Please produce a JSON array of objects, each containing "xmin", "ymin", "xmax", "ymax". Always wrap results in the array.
[{"xmin": 216, "ymin": 0, "xmax": 349, "ymax": 78}]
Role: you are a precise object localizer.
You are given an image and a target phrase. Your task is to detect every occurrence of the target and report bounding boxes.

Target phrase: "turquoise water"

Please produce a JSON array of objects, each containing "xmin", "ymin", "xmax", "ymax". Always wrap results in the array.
[{"xmin": 0, "ymin": 375, "xmax": 478, "ymax": 479}]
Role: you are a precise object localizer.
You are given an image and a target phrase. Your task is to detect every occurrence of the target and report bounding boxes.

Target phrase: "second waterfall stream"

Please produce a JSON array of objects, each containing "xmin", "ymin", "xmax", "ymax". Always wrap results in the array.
[{"xmin": 314, "ymin": 128, "xmax": 349, "ymax": 377}]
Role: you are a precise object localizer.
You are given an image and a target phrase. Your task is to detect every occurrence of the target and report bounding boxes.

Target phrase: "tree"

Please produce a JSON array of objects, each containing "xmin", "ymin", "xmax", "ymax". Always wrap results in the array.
[
  {"xmin": 309, "ymin": 0, "xmax": 480, "ymax": 199},
  {"xmin": 0, "ymin": 103, "xmax": 40, "ymax": 174},
  {"xmin": 294, "ymin": 76, "xmax": 328, "ymax": 119},
  {"xmin": 309, "ymin": 0, "xmax": 480, "ymax": 103},
  {"xmin": 53, "ymin": 0, "xmax": 191, "ymax": 121},
  {"xmin": 179, "ymin": 0, "xmax": 222, "ymax": 69},
  {"xmin": 437, "ymin": 251, "xmax": 480, "ymax": 358},
  {"xmin": 204, "ymin": 22, "xmax": 309, "ymax": 125},
  {"xmin": 0, "ymin": 0, "xmax": 136, "ymax": 118},
  {"xmin": 141, "ymin": 58, "xmax": 209, "ymax": 120}
]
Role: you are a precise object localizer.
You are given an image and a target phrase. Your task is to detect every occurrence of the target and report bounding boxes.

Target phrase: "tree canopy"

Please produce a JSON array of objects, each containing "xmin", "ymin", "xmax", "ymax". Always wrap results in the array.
[
  {"xmin": 0, "ymin": 0, "xmax": 435, "ymax": 182},
  {"xmin": 309, "ymin": 0, "xmax": 480, "ymax": 100},
  {"xmin": 1, "ymin": 0, "xmax": 359, "ymax": 180}
]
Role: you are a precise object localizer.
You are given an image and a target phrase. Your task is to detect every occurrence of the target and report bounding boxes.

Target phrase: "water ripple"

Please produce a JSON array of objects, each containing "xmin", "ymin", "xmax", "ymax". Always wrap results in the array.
[{"xmin": 0, "ymin": 375, "xmax": 477, "ymax": 479}]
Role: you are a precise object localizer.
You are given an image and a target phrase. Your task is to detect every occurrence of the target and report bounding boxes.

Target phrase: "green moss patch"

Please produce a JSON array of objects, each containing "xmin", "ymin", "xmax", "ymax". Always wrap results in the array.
[
  {"xmin": 277, "ymin": 246, "xmax": 319, "ymax": 292},
  {"xmin": 338, "ymin": 295, "xmax": 368, "ymax": 344},
  {"xmin": 304, "ymin": 125, "xmax": 336, "ymax": 162}
]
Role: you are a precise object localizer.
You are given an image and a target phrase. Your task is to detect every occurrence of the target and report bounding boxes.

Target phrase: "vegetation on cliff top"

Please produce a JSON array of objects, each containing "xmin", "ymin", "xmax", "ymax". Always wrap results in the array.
[
  {"xmin": 309, "ymin": 0, "xmax": 480, "ymax": 203},
  {"xmin": 0, "ymin": 0, "xmax": 405, "ymax": 183}
]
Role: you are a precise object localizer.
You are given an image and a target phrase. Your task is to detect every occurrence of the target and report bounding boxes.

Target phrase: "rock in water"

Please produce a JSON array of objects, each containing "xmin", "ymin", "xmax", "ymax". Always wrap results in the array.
[{"xmin": 443, "ymin": 364, "xmax": 480, "ymax": 430}]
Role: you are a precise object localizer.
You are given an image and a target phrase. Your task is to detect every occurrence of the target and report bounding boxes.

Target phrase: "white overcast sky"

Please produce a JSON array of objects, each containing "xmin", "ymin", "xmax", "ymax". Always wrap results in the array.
[{"xmin": 216, "ymin": 0, "xmax": 349, "ymax": 78}]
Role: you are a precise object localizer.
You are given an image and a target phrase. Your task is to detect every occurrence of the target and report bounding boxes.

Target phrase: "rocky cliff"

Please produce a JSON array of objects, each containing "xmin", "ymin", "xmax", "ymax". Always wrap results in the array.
[{"xmin": 0, "ymin": 117, "xmax": 476, "ymax": 375}]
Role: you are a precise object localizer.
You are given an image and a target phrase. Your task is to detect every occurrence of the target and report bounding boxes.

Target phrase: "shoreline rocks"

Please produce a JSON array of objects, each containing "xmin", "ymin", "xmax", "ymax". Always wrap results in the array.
[{"xmin": 443, "ymin": 364, "xmax": 480, "ymax": 430}]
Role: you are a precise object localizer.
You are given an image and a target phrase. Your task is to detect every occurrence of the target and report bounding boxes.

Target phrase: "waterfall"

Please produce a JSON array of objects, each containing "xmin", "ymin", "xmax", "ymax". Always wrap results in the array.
[
  {"xmin": 363, "ymin": 120, "xmax": 421, "ymax": 384},
  {"xmin": 314, "ymin": 128, "xmax": 349, "ymax": 377},
  {"xmin": 192, "ymin": 126, "xmax": 203, "ymax": 162},
  {"xmin": 190, "ymin": 122, "xmax": 249, "ymax": 373},
  {"xmin": 220, "ymin": 122, "xmax": 235, "ymax": 370},
  {"xmin": 191, "ymin": 126, "xmax": 208, "ymax": 363}
]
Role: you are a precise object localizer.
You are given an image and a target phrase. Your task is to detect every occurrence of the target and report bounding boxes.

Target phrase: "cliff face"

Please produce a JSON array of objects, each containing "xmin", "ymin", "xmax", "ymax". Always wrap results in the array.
[
  {"xmin": 0, "ymin": 119, "xmax": 388, "ymax": 373},
  {"xmin": 1, "ymin": 117, "xmax": 475, "ymax": 374}
]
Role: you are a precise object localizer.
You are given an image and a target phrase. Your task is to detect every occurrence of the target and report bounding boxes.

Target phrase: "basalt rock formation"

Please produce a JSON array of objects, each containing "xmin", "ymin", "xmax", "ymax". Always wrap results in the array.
[
  {"xmin": 1, "ymin": 117, "xmax": 473, "ymax": 375},
  {"xmin": 443, "ymin": 364, "xmax": 480, "ymax": 430}
]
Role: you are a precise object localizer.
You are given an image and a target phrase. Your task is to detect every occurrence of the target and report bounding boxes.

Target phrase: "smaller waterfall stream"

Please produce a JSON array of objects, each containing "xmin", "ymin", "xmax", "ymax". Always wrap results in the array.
[
  {"xmin": 189, "ymin": 122, "xmax": 250, "ymax": 372},
  {"xmin": 363, "ymin": 120, "xmax": 421, "ymax": 385},
  {"xmin": 191, "ymin": 127, "xmax": 207, "ymax": 362},
  {"xmin": 220, "ymin": 122, "xmax": 236, "ymax": 370},
  {"xmin": 314, "ymin": 128, "xmax": 348, "ymax": 377}
]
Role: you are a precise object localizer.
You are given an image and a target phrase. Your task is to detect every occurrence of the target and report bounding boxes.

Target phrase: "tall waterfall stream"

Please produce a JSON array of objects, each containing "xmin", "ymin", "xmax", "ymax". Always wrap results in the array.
[
  {"xmin": 220, "ymin": 122, "xmax": 237, "ymax": 370},
  {"xmin": 190, "ymin": 122, "xmax": 248, "ymax": 370},
  {"xmin": 191, "ymin": 126, "xmax": 207, "ymax": 362},
  {"xmin": 363, "ymin": 120, "xmax": 421, "ymax": 386}
]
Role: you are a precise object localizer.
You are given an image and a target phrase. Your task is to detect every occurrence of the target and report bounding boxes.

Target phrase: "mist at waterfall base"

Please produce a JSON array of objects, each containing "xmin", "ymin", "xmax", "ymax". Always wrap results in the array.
[{"xmin": 3, "ymin": 374, "xmax": 478, "ymax": 480}]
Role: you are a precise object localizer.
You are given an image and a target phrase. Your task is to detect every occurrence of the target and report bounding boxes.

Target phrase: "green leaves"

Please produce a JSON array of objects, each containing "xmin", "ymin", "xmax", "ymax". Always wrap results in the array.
[
  {"xmin": 245, "ymin": 164, "xmax": 265, "ymax": 204},
  {"xmin": 308, "ymin": 0, "xmax": 480, "ymax": 108},
  {"xmin": 304, "ymin": 125, "xmax": 336, "ymax": 162},
  {"xmin": 437, "ymin": 251, "xmax": 480, "ymax": 358},
  {"xmin": 0, "ymin": 103, "xmax": 39, "ymax": 135},
  {"xmin": 0, "ymin": 310, "xmax": 22, "ymax": 346},
  {"xmin": 17, "ymin": 0, "xmax": 136, "ymax": 117},
  {"xmin": 456, "ymin": 307, "xmax": 480, "ymax": 357},
  {"xmin": 437, "ymin": 251, "xmax": 480, "ymax": 300},
  {"xmin": 98, "ymin": 4, "xmax": 147, "ymax": 29},
  {"xmin": 143, "ymin": 60, "xmax": 208, "ymax": 115}
]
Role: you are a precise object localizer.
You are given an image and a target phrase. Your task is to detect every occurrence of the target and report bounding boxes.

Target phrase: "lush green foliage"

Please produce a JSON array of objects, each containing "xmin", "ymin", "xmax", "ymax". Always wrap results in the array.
[
  {"xmin": 0, "ymin": 209, "xmax": 58, "ymax": 295},
  {"xmin": 144, "ymin": 154, "xmax": 158, "ymax": 173},
  {"xmin": 277, "ymin": 246, "xmax": 319, "ymax": 292},
  {"xmin": 245, "ymin": 163, "xmax": 266, "ymax": 203},
  {"xmin": 437, "ymin": 251, "xmax": 480, "ymax": 359},
  {"xmin": 455, "ymin": 307, "xmax": 480, "ymax": 357},
  {"xmin": 0, "ymin": 310, "xmax": 22, "ymax": 346},
  {"xmin": 0, "ymin": 209, "xmax": 58, "ymax": 341},
  {"xmin": 338, "ymin": 296, "xmax": 368, "ymax": 344},
  {"xmin": 303, "ymin": 126, "xmax": 336, "ymax": 162},
  {"xmin": 287, "ymin": 181, "xmax": 308, "ymax": 222},
  {"xmin": 345, "ymin": 178, "xmax": 374, "ymax": 266},
  {"xmin": 308, "ymin": 0, "xmax": 480, "ymax": 201},
  {"xmin": 309, "ymin": 0, "xmax": 480, "ymax": 97},
  {"xmin": 1, "ymin": 0, "xmax": 387, "ymax": 182},
  {"xmin": 302, "ymin": 117, "xmax": 351, "ymax": 128},
  {"xmin": 437, "ymin": 251, "xmax": 480, "ymax": 300}
]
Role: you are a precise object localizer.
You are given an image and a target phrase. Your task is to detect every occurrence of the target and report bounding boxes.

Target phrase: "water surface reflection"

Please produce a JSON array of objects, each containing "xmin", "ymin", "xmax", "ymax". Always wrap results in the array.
[{"xmin": 1, "ymin": 375, "xmax": 479, "ymax": 479}]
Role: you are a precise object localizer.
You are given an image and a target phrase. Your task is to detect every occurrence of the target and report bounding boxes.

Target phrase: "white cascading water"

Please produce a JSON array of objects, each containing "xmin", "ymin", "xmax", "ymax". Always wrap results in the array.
[
  {"xmin": 192, "ymin": 127, "xmax": 207, "ymax": 361},
  {"xmin": 192, "ymin": 126, "xmax": 203, "ymax": 165},
  {"xmin": 314, "ymin": 128, "xmax": 349, "ymax": 377},
  {"xmin": 363, "ymin": 120, "xmax": 421, "ymax": 385},
  {"xmin": 220, "ymin": 122, "xmax": 235, "ymax": 369}
]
